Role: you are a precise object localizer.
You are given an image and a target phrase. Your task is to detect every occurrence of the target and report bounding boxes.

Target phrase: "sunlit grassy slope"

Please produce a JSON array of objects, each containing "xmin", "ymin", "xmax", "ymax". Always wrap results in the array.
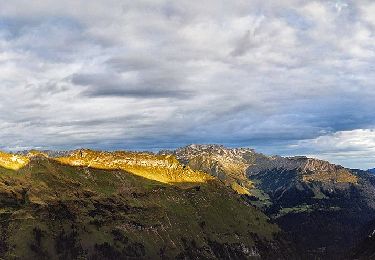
[
  {"xmin": 0, "ymin": 151, "xmax": 294, "ymax": 259},
  {"xmin": 0, "ymin": 151, "xmax": 29, "ymax": 170},
  {"xmin": 56, "ymin": 149, "xmax": 213, "ymax": 184}
]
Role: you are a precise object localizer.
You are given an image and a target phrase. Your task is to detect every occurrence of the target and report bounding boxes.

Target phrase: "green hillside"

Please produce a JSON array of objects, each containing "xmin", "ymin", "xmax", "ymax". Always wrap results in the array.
[{"xmin": 0, "ymin": 153, "xmax": 294, "ymax": 259}]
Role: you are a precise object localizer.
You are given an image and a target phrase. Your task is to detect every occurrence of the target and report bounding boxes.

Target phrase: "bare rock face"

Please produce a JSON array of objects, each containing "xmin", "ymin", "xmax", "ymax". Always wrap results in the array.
[
  {"xmin": 248, "ymin": 154, "xmax": 357, "ymax": 185},
  {"xmin": 301, "ymin": 158, "xmax": 357, "ymax": 184},
  {"xmin": 170, "ymin": 144, "xmax": 256, "ymax": 164},
  {"xmin": 163, "ymin": 144, "xmax": 257, "ymax": 194}
]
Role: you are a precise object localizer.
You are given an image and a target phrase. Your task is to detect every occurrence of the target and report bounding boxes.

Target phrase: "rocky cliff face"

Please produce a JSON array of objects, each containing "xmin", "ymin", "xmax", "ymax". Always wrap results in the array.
[
  {"xmin": 162, "ymin": 144, "xmax": 257, "ymax": 194},
  {"xmin": 301, "ymin": 158, "xmax": 357, "ymax": 183},
  {"xmin": 247, "ymin": 154, "xmax": 357, "ymax": 184}
]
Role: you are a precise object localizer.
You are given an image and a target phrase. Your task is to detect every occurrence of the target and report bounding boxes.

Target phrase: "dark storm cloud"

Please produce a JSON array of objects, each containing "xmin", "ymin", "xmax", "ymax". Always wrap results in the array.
[{"xmin": 71, "ymin": 73, "xmax": 193, "ymax": 99}]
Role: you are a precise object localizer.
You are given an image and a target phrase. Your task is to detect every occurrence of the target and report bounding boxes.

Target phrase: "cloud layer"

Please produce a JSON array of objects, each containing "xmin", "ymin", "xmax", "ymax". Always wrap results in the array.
[{"xmin": 0, "ymin": 0, "xmax": 374, "ymax": 168}]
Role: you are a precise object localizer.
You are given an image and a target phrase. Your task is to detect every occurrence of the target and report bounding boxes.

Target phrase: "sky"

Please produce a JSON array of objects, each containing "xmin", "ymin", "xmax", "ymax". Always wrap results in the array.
[{"xmin": 0, "ymin": 0, "xmax": 374, "ymax": 169}]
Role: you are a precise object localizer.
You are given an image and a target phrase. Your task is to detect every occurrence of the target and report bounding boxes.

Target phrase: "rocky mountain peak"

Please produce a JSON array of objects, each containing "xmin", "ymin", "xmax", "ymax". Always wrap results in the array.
[
  {"xmin": 165, "ymin": 145, "xmax": 258, "ymax": 195},
  {"xmin": 26, "ymin": 150, "xmax": 49, "ymax": 159},
  {"xmin": 301, "ymin": 158, "xmax": 358, "ymax": 183},
  {"xmin": 171, "ymin": 144, "xmax": 256, "ymax": 163}
]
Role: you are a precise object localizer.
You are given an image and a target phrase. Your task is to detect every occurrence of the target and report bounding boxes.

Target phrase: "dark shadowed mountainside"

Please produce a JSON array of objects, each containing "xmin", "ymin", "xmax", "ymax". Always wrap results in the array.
[{"xmin": 166, "ymin": 144, "xmax": 375, "ymax": 259}]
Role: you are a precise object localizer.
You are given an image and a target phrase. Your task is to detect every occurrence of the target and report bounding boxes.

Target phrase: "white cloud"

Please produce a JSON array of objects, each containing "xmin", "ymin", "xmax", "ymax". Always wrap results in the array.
[
  {"xmin": 298, "ymin": 129, "xmax": 375, "ymax": 151},
  {"xmin": 294, "ymin": 129, "xmax": 375, "ymax": 169},
  {"xmin": 0, "ymin": 0, "xmax": 374, "ymax": 168},
  {"xmin": 360, "ymin": 1, "xmax": 375, "ymax": 27}
]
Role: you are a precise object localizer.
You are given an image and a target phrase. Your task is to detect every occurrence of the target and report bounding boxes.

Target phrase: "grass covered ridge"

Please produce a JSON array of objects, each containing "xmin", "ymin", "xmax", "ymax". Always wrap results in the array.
[{"xmin": 0, "ymin": 152, "xmax": 293, "ymax": 259}]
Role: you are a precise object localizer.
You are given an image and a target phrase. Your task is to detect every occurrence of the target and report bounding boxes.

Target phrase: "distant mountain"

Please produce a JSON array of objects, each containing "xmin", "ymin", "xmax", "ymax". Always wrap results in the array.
[
  {"xmin": 368, "ymin": 168, "xmax": 375, "ymax": 174},
  {"xmin": 0, "ymin": 149, "xmax": 296, "ymax": 259},
  {"xmin": 161, "ymin": 144, "xmax": 257, "ymax": 195},
  {"xmin": 14, "ymin": 149, "xmax": 71, "ymax": 158},
  {"xmin": 166, "ymin": 144, "xmax": 375, "ymax": 259}
]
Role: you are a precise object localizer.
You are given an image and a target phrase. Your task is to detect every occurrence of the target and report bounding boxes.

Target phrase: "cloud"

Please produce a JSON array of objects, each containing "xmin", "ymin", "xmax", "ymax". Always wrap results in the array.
[
  {"xmin": 291, "ymin": 129, "xmax": 375, "ymax": 169},
  {"xmin": 0, "ymin": 0, "xmax": 374, "ymax": 168},
  {"xmin": 71, "ymin": 72, "xmax": 193, "ymax": 99}
]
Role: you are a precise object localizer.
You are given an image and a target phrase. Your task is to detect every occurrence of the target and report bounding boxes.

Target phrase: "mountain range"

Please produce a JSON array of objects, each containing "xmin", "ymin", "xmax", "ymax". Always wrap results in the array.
[
  {"xmin": 161, "ymin": 145, "xmax": 375, "ymax": 259},
  {"xmin": 0, "ymin": 145, "xmax": 374, "ymax": 259}
]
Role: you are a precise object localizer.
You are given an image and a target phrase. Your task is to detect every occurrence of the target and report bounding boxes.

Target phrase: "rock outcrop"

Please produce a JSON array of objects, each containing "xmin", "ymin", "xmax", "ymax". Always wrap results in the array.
[{"xmin": 162, "ymin": 144, "xmax": 256, "ymax": 194}]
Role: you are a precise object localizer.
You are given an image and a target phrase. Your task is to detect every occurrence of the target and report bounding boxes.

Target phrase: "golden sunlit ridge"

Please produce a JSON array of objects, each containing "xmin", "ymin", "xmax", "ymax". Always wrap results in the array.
[{"xmin": 0, "ymin": 149, "xmax": 213, "ymax": 184}]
